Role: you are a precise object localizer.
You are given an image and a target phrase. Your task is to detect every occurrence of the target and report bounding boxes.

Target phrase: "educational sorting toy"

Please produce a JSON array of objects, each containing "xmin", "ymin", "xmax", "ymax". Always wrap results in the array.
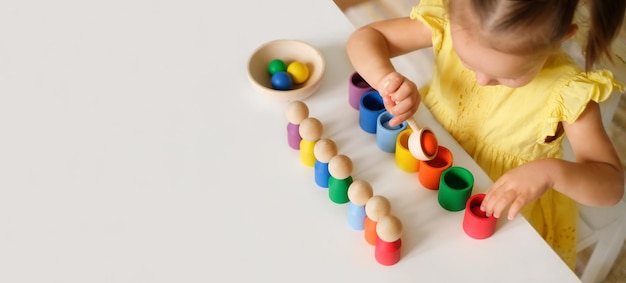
[
  {"xmin": 349, "ymin": 71, "xmax": 375, "ymax": 110},
  {"xmin": 394, "ymin": 129, "xmax": 420, "ymax": 172},
  {"xmin": 375, "ymin": 215, "xmax": 403, "ymax": 266},
  {"xmin": 349, "ymin": 73, "xmax": 439, "ymax": 161},
  {"xmin": 347, "ymin": 180, "xmax": 374, "ymax": 230},
  {"xmin": 464, "ymin": 194, "xmax": 497, "ymax": 239},
  {"xmin": 376, "ymin": 111, "xmax": 407, "ymax": 153},
  {"xmin": 267, "ymin": 58, "xmax": 310, "ymax": 90},
  {"xmin": 248, "ymin": 39, "xmax": 325, "ymax": 101},
  {"xmin": 279, "ymin": 73, "xmax": 498, "ymax": 266},
  {"xmin": 313, "ymin": 139, "xmax": 338, "ymax": 188},
  {"xmin": 346, "ymin": 72, "xmax": 496, "ymax": 240},
  {"xmin": 298, "ymin": 117, "xmax": 323, "ymax": 167},
  {"xmin": 418, "ymin": 146, "xmax": 453, "ymax": 190},
  {"xmin": 364, "ymin": 195, "xmax": 392, "ymax": 246},
  {"xmin": 285, "ymin": 101, "xmax": 309, "ymax": 150},
  {"xmin": 438, "ymin": 166, "xmax": 475, "ymax": 212}
]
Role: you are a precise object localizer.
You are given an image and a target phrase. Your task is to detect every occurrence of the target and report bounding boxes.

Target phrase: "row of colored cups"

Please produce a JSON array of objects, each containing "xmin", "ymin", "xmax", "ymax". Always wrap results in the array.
[
  {"xmin": 349, "ymin": 71, "xmax": 496, "ymax": 239},
  {"xmin": 357, "ymin": 90, "xmax": 452, "ymax": 190}
]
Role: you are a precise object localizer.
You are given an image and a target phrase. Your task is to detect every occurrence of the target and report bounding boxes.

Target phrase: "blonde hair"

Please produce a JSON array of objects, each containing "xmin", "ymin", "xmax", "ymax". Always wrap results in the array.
[{"xmin": 449, "ymin": 0, "xmax": 626, "ymax": 71}]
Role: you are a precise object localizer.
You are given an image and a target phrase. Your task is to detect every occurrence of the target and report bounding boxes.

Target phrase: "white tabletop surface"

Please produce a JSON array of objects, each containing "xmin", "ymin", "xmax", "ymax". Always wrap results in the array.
[{"xmin": 0, "ymin": 0, "xmax": 581, "ymax": 282}]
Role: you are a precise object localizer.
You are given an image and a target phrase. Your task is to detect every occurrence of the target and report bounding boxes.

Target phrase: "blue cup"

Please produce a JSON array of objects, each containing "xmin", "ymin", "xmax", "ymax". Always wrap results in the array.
[
  {"xmin": 359, "ymin": 91, "xmax": 385, "ymax": 134},
  {"xmin": 376, "ymin": 111, "xmax": 407, "ymax": 153}
]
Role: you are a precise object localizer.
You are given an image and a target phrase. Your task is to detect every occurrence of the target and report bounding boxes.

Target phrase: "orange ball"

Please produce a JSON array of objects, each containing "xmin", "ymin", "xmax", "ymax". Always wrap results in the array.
[{"xmin": 421, "ymin": 131, "xmax": 438, "ymax": 157}]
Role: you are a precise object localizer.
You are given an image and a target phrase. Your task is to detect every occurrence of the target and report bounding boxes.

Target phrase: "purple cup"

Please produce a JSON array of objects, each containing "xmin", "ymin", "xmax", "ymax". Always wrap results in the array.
[{"xmin": 349, "ymin": 72, "xmax": 375, "ymax": 110}]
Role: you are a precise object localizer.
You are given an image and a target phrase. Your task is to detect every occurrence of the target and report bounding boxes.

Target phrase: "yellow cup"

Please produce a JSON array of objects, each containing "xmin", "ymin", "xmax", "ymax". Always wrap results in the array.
[{"xmin": 395, "ymin": 129, "xmax": 419, "ymax": 172}]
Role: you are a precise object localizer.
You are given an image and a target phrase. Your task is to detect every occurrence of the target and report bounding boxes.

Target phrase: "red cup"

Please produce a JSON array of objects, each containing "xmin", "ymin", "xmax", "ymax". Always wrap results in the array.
[
  {"xmin": 418, "ymin": 146, "xmax": 453, "ymax": 190},
  {"xmin": 463, "ymin": 194, "xmax": 497, "ymax": 239}
]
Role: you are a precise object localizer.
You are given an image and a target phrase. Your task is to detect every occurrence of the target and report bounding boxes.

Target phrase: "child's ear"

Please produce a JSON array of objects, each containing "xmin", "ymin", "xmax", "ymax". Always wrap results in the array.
[{"xmin": 562, "ymin": 24, "xmax": 579, "ymax": 42}]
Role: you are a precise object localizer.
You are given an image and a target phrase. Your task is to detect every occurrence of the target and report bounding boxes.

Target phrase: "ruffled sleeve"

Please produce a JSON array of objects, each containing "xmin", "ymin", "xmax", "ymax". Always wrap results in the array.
[
  {"xmin": 409, "ymin": 0, "xmax": 447, "ymax": 54},
  {"xmin": 542, "ymin": 70, "xmax": 625, "ymax": 138}
]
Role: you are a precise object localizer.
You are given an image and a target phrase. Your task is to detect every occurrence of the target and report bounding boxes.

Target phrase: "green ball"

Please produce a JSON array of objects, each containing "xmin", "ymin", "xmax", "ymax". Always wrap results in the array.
[{"xmin": 268, "ymin": 59, "xmax": 287, "ymax": 76}]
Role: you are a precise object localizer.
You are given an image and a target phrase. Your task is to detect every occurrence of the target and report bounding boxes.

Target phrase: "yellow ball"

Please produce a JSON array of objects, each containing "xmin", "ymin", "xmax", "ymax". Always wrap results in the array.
[{"xmin": 287, "ymin": 61, "xmax": 309, "ymax": 84}]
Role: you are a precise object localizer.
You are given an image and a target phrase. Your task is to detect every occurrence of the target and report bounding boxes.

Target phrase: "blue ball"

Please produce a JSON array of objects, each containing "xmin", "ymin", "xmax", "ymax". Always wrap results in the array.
[{"xmin": 271, "ymin": 71, "xmax": 293, "ymax": 90}]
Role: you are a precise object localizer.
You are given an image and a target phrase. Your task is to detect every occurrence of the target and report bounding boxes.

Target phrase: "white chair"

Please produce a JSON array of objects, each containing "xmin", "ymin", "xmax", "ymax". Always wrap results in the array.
[
  {"xmin": 567, "ymin": 89, "xmax": 626, "ymax": 283},
  {"xmin": 562, "ymin": 39, "xmax": 626, "ymax": 283},
  {"xmin": 575, "ymin": 189, "xmax": 626, "ymax": 283}
]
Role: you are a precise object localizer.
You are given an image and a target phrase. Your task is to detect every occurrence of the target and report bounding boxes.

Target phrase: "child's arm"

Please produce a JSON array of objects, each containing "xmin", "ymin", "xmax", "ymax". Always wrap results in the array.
[
  {"xmin": 346, "ymin": 17, "xmax": 433, "ymax": 126},
  {"xmin": 481, "ymin": 101, "xmax": 625, "ymax": 220}
]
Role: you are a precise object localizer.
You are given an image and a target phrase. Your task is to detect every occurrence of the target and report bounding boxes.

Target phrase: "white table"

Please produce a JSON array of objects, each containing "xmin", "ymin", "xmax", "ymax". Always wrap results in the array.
[{"xmin": 0, "ymin": 1, "xmax": 581, "ymax": 282}]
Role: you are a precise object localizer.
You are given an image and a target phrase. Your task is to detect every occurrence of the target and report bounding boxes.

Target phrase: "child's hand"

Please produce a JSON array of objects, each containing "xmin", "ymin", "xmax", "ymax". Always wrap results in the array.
[
  {"xmin": 480, "ymin": 160, "xmax": 555, "ymax": 220},
  {"xmin": 377, "ymin": 72, "xmax": 421, "ymax": 127}
]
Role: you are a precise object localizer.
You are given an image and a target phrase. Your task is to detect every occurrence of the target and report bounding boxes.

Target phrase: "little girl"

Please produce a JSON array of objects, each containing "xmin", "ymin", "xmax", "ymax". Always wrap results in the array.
[{"xmin": 346, "ymin": 0, "xmax": 625, "ymax": 269}]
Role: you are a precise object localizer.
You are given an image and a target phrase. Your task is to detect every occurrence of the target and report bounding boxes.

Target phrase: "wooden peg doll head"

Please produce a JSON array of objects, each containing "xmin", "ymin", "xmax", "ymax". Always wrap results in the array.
[
  {"xmin": 365, "ymin": 195, "xmax": 391, "ymax": 222},
  {"xmin": 313, "ymin": 139, "xmax": 338, "ymax": 163},
  {"xmin": 348, "ymin": 180, "xmax": 374, "ymax": 206},
  {"xmin": 285, "ymin": 100, "xmax": 309, "ymax": 125},
  {"xmin": 299, "ymin": 117, "xmax": 323, "ymax": 141},
  {"xmin": 376, "ymin": 214, "xmax": 403, "ymax": 242},
  {"xmin": 328, "ymin": 154, "xmax": 353, "ymax": 180}
]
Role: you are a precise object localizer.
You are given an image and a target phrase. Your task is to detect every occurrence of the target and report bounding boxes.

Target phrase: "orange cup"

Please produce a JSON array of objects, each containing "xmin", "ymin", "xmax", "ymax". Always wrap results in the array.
[{"xmin": 418, "ymin": 146, "xmax": 453, "ymax": 190}]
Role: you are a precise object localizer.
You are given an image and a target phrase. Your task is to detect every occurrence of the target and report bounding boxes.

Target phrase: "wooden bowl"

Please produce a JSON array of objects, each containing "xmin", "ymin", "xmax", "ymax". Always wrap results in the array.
[{"xmin": 247, "ymin": 39, "xmax": 325, "ymax": 101}]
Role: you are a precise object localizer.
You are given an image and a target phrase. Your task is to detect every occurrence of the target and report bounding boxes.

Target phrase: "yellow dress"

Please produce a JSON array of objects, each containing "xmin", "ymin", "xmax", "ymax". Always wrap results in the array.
[{"xmin": 410, "ymin": 0, "xmax": 624, "ymax": 269}]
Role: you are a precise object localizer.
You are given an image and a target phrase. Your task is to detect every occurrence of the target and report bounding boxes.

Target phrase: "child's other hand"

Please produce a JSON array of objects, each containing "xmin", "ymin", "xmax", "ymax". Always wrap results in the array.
[
  {"xmin": 377, "ymin": 72, "xmax": 421, "ymax": 127},
  {"xmin": 480, "ymin": 160, "xmax": 555, "ymax": 220}
]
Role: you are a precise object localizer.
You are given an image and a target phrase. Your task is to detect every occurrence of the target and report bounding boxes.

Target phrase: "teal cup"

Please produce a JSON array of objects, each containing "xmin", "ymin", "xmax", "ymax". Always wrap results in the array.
[{"xmin": 438, "ymin": 166, "xmax": 474, "ymax": 212}]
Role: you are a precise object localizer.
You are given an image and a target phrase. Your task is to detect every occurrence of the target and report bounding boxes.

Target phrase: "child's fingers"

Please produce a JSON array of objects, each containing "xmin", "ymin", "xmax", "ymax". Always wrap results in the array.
[
  {"xmin": 390, "ymin": 80, "xmax": 415, "ymax": 101},
  {"xmin": 382, "ymin": 95, "xmax": 398, "ymax": 112},
  {"xmin": 490, "ymin": 191, "xmax": 516, "ymax": 219},
  {"xmin": 507, "ymin": 198, "xmax": 525, "ymax": 220},
  {"xmin": 481, "ymin": 182, "xmax": 499, "ymax": 215},
  {"xmin": 386, "ymin": 99, "xmax": 415, "ymax": 126},
  {"xmin": 379, "ymin": 74, "xmax": 420, "ymax": 127},
  {"xmin": 380, "ymin": 74, "xmax": 402, "ymax": 96},
  {"xmin": 389, "ymin": 95, "xmax": 411, "ymax": 113},
  {"xmin": 481, "ymin": 182, "xmax": 508, "ymax": 218},
  {"xmin": 388, "ymin": 111, "xmax": 412, "ymax": 127}
]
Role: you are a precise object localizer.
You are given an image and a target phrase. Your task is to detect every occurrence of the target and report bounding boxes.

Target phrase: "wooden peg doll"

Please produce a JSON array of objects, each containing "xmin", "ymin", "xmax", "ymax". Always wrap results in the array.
[
  {"xmin": 347, "ymin": 180, "xmax": 374, "ymax": 230},
  {"xmin": 375, "ymin": 214, "xmax": 403, "ymax": 266},
  {"xmin": 327, "ymin": 154, "xmax": 353, "ymax": 204},
  {"xmin": 364, "ymin": 195, "xmax": 391, "ymax": 245},
  {"xmin": 298, "ymin": 117, "xmax": 323, "ymax": 167},
  {"xmin": 313, "ymin": 138, "xmax": 338, "ymax": 188},
  {"xmin": 285, "ymin": 100, "xmax": 309, "ymax": 150}
]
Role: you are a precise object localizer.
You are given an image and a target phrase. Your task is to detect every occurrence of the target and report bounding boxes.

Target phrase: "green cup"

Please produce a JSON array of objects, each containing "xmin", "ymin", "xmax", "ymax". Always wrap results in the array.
[{"xmin": 438, "ymin": 166, "xmax": 474, "ymax": 212}]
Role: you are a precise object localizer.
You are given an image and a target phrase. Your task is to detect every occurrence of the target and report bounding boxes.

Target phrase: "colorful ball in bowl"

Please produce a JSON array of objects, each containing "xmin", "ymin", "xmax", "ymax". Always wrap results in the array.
[{"xmin": 247, "ymin": 39, "xmax": 325, "ymax": 101}]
